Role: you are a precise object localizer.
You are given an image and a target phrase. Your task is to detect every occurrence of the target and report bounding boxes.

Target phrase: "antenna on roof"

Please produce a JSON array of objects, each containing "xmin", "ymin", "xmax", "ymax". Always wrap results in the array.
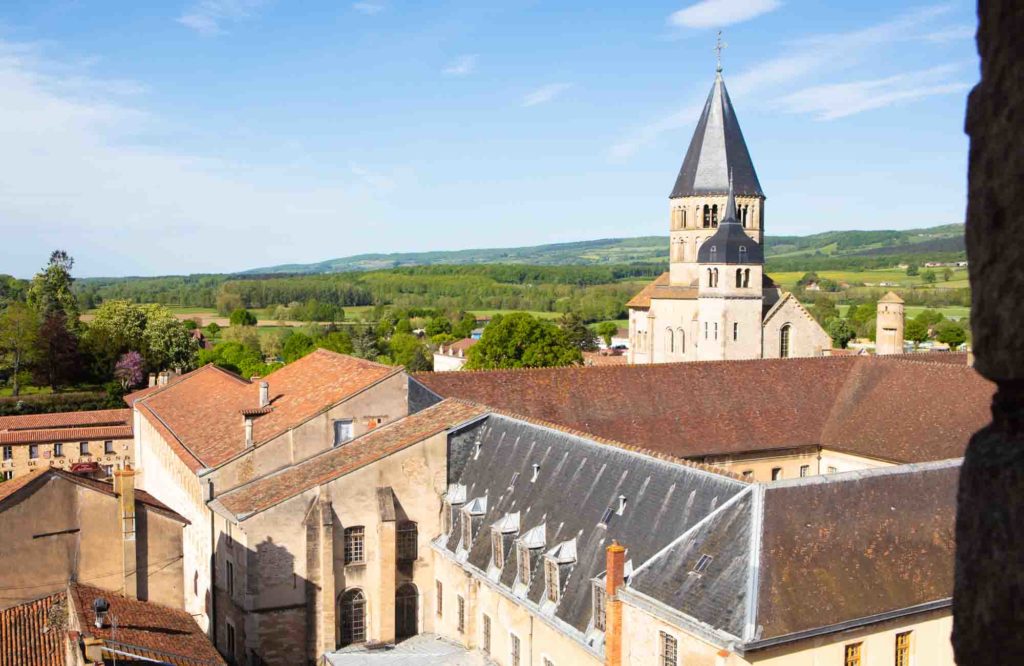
[{"xmin": 715, "ymin": 30, "xmax": 727, "ymax": 73}]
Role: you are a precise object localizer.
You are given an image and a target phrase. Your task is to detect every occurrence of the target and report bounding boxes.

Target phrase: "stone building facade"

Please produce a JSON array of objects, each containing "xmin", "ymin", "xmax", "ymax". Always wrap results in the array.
[
  {"xmin": 876, "ymin": 291, "xmax": 906, "ymax": 355},
  {"xmin": 627, "ymin": 68, "xmax": 830, "ymax": 364}
]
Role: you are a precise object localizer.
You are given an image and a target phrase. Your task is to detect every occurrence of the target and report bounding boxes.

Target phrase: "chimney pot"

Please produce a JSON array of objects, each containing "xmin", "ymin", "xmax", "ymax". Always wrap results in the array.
[
  {"xmin": 148, "ymin": 373, "xmax": 156, "ymax": 388},
  {"xmin": 259, "ymin": 381, "xmax": 270, "ymax": 408}
]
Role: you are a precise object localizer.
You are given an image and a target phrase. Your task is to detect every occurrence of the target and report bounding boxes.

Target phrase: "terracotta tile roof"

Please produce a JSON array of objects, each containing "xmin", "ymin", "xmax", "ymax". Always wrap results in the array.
[
  {"xmin": 757, "ymin": 461, "xmax": 958, "ymax": 639},
  {"xmin": 69, "ymin": 584, "xmax": 225, "ymax": 665},
  {"xmin": 217, "ymin": 399, "xmax": 487, "ymax": 518},
  {"xmin": 0, "ymin": 425, "xmax": 132, "ymax": 446},
  {"xmin": 582, "ymin": 351, "xmax": 627, "ymax": 366},
  {"xmin": 136, "ymin": 350, "xmax": 401, "ymax": 472},
  {"xmin": 0, "ymin": 409, "xmax": 131, "ymax": 432},
  {"xmin": 0, "ymin": 591, "xmax": 65, "ymax": 666},
  {"xmin": 0, "ymin": 468, "xmax": 186, "ymax": 522},
  {"xmin": 626, "ymin": 272, "xmax": 699, "ymax": 308},
  {"xmin": 413, "ymin": 356, "xmax": 994, "ymax": 463}
]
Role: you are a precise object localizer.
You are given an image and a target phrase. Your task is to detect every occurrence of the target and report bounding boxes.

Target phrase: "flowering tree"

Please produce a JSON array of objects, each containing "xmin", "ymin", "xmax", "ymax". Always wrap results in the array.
[{"xmin": 114, "ymin": 351, "xmax": 145, "ymax": 390}]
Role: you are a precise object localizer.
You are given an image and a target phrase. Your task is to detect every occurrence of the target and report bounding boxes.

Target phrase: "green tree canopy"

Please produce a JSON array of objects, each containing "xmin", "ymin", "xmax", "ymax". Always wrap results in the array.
[
  {"xmin": 27, "ymin": 251, "xmax": 79, "ymax": 321},
  {"xmin": 595, "ymin": 321, "xmax": 619, "ymax": 348},
  {"xmin": 425, "ymin": 316, "xmax": 452, "ymax": 337},
  {"xmin": 905, "ymin": 319, "xmax": 930, "ymax": 347},
  {"xmin": 914, "ymin": 309, "xmax": 946, "ymax": 328},
  {"xmin": 385, "ymin": 332, "xmax": 432, "ymax": 371},
  {"xmin": 935, "ymin": 321, "xmax": 967, "ymax": 349},
  {"xmin": 282, "ymin": 332, "xmax": 315, "ymax": 363},
  {"xmin": 229, "ymin": 308, "xmax": 258, "ymax": 327},
  {"xmin": 86, "ymin": 300, "xmax": 197, "ymax": 372},
  {"xmin": 198, "ymin": 342, "xmax": 280, "ymax": 379},
  {"xmin": 827, "ymin": 318, "xmax": 856, "ymax": 349},
  {"xmin": 0, "ymin": 302, "xmax": 40, "ymax": 396},
  {"xmin": 465, "ymin": 313, "xmax": 582, "ymax": 370},
  {"xmin": 558, "ymin": 312, "xmax": 599, "ymax": 352}
]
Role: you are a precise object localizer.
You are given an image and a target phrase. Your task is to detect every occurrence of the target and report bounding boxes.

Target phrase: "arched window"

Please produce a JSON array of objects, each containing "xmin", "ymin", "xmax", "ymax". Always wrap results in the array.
[
  {"xmin": 736, "ymin": 269, "xmax": 743, "ymax": 288},
  {"xmin": 711, "ymin": 204, "xmax": 719, "ymax": 227},
  {"xmin": 780, "ymin": 325, "xmax": 792, "ymax": 358},
  {"xmin": 713, "ymin": 268, "xmax": 719, "ymax": 287},
  {"xmin": 339, "ymin": 589, "xmax": 366, "ymax": 646},
  {"xmin": 707, "ymin": 268, "xmax": 713, "ymax": 287},
  {"xmin": 682, "ymin": 209, "xmax": 687, "ymax": 227},
  {"xmin": 677, "ymin": 328, "xmax": 685, "ymax": 354},
  {"xmin": 398, "ymin": 522, "xmax": 418, "ymax": 561},
  {"xmin": 396, "ymin": 583, "xmax": 419, "ymax": 640},
  {"xmin": 665, "ymin": 328, "xmax": 674, "ymax": 354},
  {"xmin": 703, "ymin": 205, "xmax": 711, "ymax": 228},
  {"xmin": 743, "ymin": 268, "xmax": 750, "ymax": 288}
]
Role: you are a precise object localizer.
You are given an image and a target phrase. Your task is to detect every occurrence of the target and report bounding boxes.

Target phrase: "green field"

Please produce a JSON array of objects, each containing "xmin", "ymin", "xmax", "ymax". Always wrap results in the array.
[
  {"xmin": 838, "ymin": 304, "xmax": 970, "ymax": 320},
  {"xmin": 769, "ymin": 267, "xmax": 969, "ymax": 290}
]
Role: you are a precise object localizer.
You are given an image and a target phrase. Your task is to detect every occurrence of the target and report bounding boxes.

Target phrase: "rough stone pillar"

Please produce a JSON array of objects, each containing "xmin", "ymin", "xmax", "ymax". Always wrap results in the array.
[
  {"xmin": 318, "ymin": 497, "xmax": 337, "ymax": 656},
  {"xmin": 954, "ymin": 2, "xmax": 1024, "ymax": 663},
  {"xmin": 605, "ymin": 541, "xmax": 626, "ymax": 666},
  {"xmin": 114, "ymin": 466, "xmax": 138, "ymax": 599},
  {"xmin": 376, "ymin": 488, "xmax": 397, "ymax": 644}
]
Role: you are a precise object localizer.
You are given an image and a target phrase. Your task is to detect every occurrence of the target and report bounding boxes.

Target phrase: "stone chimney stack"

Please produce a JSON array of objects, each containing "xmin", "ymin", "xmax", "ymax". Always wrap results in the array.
[
  {"xmin": 148, "ymin": 373, "xmax": 157, "ymax": 388},
  {"xmin": 605, "ymin": 540, "xmax": 626, "ymax": 666},
  {"xmin": 114, "ymin": 466, "xmax": 138, "ymax": 598},
  {"xmin": 244, "ymin": 416, "xmax": 254, "ymax": 448},
  {"xmin": 259, "ymin": 381, "xmax": 270, "ymax": 408}
]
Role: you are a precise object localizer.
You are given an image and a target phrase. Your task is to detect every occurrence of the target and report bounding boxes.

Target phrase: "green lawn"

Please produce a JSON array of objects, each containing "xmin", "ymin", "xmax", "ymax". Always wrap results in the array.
[
  {"xmin": 468, "ymin": 309, "xmax": 562, "ymax": 320},
  {"xmin": 838, "ymin": 304, "xmax": 970, "ymax": 320},
  {"xmin": 769, "ymin": 267, "xmax": 969, "ymax": 290}
]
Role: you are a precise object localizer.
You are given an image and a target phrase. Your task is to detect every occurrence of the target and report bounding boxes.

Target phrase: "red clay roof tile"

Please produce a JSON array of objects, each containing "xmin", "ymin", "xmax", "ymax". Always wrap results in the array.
[
  {"xmin": 0, "ymin": 409, "xmax": 131, "ymax": 432},
  {"xmin": 0, "ymin": 591, "xmax": 65, "ymax": 666}
]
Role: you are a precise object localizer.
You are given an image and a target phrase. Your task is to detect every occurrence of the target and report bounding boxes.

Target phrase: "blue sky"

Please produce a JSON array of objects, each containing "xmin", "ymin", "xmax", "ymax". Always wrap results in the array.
[{"xmin": 0, "ymin": 1, "xmax": 978, "ymax": 277}]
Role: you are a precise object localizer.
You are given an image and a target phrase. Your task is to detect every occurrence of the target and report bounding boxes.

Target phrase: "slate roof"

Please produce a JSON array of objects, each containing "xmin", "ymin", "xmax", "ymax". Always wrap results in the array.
[
  {"xmin": 69, "ymin": 584, "xmax": 225, "ymax": 665},
  {"xmin": 670, "ymin": 72, "xmax": 763, "ymax": 199},
  {"xmin": 0, "ymin": 591, "xmax": 65, "ymax": 666},
  {"xmin": 0, "ymin": 468, "xmax": 186, "ymax": 522},
  {"xmin": 696, "ymin": 178, "xmax": 764, "ymax": 265},
  {"xmin": 627, "ymin": 459, "xmax": 959, "ymax": 648},
  {"xmin": 412, "ymin": 356, "xmax": 993, "ymax": 463},
  {"xmin": 437, "ymin": 413, "xmax": 748, "ymax": 639},
  {"xmin": 216, "ymin": 399, "xmax": 487, "ymax": 519},
  {"xmin": 134, "ymin": 350, "xmax": 402, "ymax": 472}
]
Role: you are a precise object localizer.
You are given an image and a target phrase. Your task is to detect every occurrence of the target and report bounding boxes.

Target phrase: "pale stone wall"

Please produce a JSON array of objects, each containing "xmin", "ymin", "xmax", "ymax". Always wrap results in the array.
[
  {"xmin": 431, "ymin": 551, "xmax": 602, "ymax": 666},
  {"xmin": 641, "ymin": 298, "xmax": 701, "ymax": 365},
  {"xmin": 761, "ymin": 296, "xmax": 831, "ymax": 359},
  {"xmin": 133, "ymin": 412, "xmax": 211, "ymax": 631},
  {"xmin": 702, "ymin": 448, "xmax": 891, "ymax": 482},
  {"xmin": 620, "ymin": 598, "xmax": 743, "ymax": 666},
  {"xmin": 0, "ymin": 436, "xmax": 133, "ymax": 480},
  {"xmin": 876, "ymin": 300, "xmax": 906, "ymax": 356},
  {"xmin": 817, "ymin": 449, "xmax": 895, "ymax": 475},
  {"xmin": 669, "ymin": 195, "xmax": 764, "ymax": 287}
]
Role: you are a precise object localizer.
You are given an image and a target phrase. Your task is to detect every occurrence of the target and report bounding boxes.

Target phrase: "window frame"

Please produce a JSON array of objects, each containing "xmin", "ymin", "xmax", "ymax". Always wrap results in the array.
[
  {"xmin": 79, "ymin": 442, "xmax": 89, "ymax": 456},
  {"xmin": 844, "ymin": 642, "xmax": 862, "ymax": 666},
  {"xmin": 226, "ymin": 559, "xmax": 234, "ymax": 598},
  {"xmin": 461, "ymin": 509, "xmax": 473, "ymax": 548},
  {"xmin": 659, "ymin": 631, "xmax": 678, "ymax": 666},
  {"xmin": 28, "ymin": 444, "xmax": 38, "ymax": 460},
  {"xmin": 491, "ymin": 529, "xmax": 505, "ymax": 569},
  {"xmin": 397, "ymin": 521, "xmax": 418, "ymax": 562},
  {"xmin": 895, "ymin": 631, "xmax": 911, "ymax": 666},
  {"xmin": 482, "ymin": 614, "xmax": 491, "ymax": 654},
  {"xmin": 343, "ymin": 526, "xmax": 366, "ymax": 565},
  {"xmin": 333, "ymin": 419, "xmax": 354, "ymax": 446},
  {"xmin": 104, "ymin": 440, "xmax": 115, "ymax": 455},
  {"xmin": 517, "ymin": 543, "xmax": 531, "ymax": 584},
  {"xmin": 544, "ymin": 558, "xmax": 560, "ymax": 603},
  {"xmin": 800, "ymin": 465, "xmax": 810, "ymax": 477},
  {"xmin": 2, "ymin": 445, "xmax": 12, "ymax": 461},
  {"xmin": 435, "ymin": 580, "xmax": 443, "ymax": 617},
  {"xmin": 457, "ymin": 595, "xmax": 465, "ymax": 633},
  {"xmin": 771, "ymin": 467, "xmax": 783, "ymax": 481},
  {"xmin": 53, "ymin": 442, "xmax": 63, "ymax": 457},
  {"xmin": 510, "ymin": 632, "xmax": 521, "ymax": 666},
  {"xmin": 592, "ymin": 581, "xmax": 607, "ymax": 631},
  {"xmin": 780, "ymin": 324, "xmax": 792, "ymax": 358}
]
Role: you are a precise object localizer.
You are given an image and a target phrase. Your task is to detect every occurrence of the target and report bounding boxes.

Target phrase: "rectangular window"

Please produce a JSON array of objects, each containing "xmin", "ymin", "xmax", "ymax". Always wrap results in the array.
[
  {"xmin": 844, "ymin": 642, "xmax": 862, "ymax": 666},
  {"xmin": 510, "ymin": 633, "xmax": 521, "ymax": 666},
  {"xmin": 714, "ymin": 322, "xmax": 719, "ymax": 340},
  {"xmin": 2, "ymin": 446, "xmax": 11, "ymax": 461},
  {"xmin": 492, "ymin": 530, "xmax": 504, "ymax": 569},
  {"xmin": 104, "ymin": 440, "xmax": 114, "ymax": 455},
  {"xmin": 397, "ymin": 522, "xmax": 418, "ymax": 561},
  {"xmin": 0, "ymin": 471, "xmax": 12, "ymax": 481},
  {"xmin": 828, "ymin": 466, "xmax": 838, "ymax": 474},
  {"xmin": 226, "ymin": 560, "xmax": 234, "ymax": 597},
  {"xmin": 226, "ymin": 622, "xmax": 236, "ymax": 659},
  {"xmin": 344, "ymin": 526, "xmax": 365, "ymax": 564},
  {"xmin": 544, "ymin": 559, "xmax": 559, "ymax": 603},
  {"xmin": 333, "ymin": 419, "xmax": 354, "ymax": 446},
  {"xmin": 800, "ymin": 465, "xmax": 809, "ymax": 477},
  {"xmin": 29, "ymin": 445, "xmax": 38, "ymax": 460},
  {"xmin": 592, "ymin": 582, "xmax": 607, "ymax": 631},
  {"xmin": 436, "ymin": 580, "xmax": 443, "ymax": 617},
  {"xmin": 659, "ymin": 631, "xmax": 678, "ymax": 666},
  {"xmin": 771, "ymin": 467, "xmax": 782, "ymax": 480},
  {"xmin": 461, "ymin": 511, "xmax": 473, "ymax": 548},
  {"xmin": 704, "ymin": 322, "xmax": 708, "ymax": 339},
  {"xmin": 482, "ymin": 615, "xmax": 491, "ymax": 654},
  {"xmin": 457, "ymin": 595, "xmax": 465, "ymax": 633},
  {"xmin": 742, "ymin": 470, "xmax": 754, "ymax": 480},
  {"xmin": 80, "ymin": 442, "xmax": 89, "ymax": 456},
  {"xmin": 896, "ymin": 632, "xmax": 911, "ymax": 666},
  {"xmin": 517, "ymin": 545, "xmax": 531, "ymax": 583},
  {"xmin": 733, "ymin": 322, "xmax": 739, "ymax": 341},
  {"xmin": 53, "ymin": 443, "xmax": 63, "ymax": 457}
]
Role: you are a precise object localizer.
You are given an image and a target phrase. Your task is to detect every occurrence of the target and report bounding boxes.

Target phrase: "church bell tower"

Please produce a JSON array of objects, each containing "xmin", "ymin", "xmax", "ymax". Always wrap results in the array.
[{"xmin": 668, "ymin": 36, "xmax": 765, "ymax": 287}]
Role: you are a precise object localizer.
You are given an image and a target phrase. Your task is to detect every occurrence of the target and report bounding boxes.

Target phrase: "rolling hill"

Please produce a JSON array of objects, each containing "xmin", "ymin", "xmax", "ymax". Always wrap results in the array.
[{"xmin": 243, "ymin": 224, "xmax": 965, "ymax": 274}]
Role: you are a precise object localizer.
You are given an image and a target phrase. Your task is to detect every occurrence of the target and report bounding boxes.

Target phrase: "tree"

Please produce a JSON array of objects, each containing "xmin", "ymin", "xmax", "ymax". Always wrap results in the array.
[
  {"xmin": 229, "ymin": 309, "xmax": 258, "ymax": 327},
  {"xmin": 914, "ymin": 309, "xmax": 946, "ymax": 328},
  {"xmin": 351, "ymin": 324, "xmax": 379, "ymax": 361},
  {"xmin": 595, "ymin": 322, "xmax": 619, "ymax": 348},
  {"xmin": 206, "ymin": 322, "xmax": 221, "ymax": 337},
  {"xmin": 465, "ymin": 313, "xmax": 582, "ymax": 369},
  {"xmin": 317, "ymin": 331, "xmax": 354, "ymax": 356},
  {"xmin": 922, "ymin": 269, "xmax": 938, "ymax": 284},
  {"xmin": 86, "ymin": 300, "xmax": 197, "ymax": 373},
  {"xmin": 198, "ymin": 342, "xmax": 280, "ymax": 379},
  {"xmin": 906, "ymin": 264, "xmax": 920, "ymax": 277},
  {"xmin": 114, "ymin": 351, "xmax": 145, "ymax": 390},
  {"xmin": 27, "ymin": 251, "xmax": 79, "ymax": 321},
  {"xmin": 809, "ymin": 297, "xmax": 840, "ymax": 326},
  {"xmin": 425, "ymin": 316, "xmax": 452, "ymax": 337},
  {"xmin": 936, "ymin": 321, "xmax": 967, "ymax": 349},
  {"xmin": 34, "ymin": 312, "xmax": 80, "ymax": 390},
  {"xmin": 943, "ymin": 267, "xmax": 954, "ymax": 282},
  {"xmin": 386, "ymin": 332, "xmax": 432, "ymax": 371},
  {"xmin": 558, "ymin": 312, "xmax": 599, "ymax": 352},
  {"xmin": 0, "ymin": 303, "xmax": 39, "ymax": 396},
  {"xmin": 451, "ymin": 312, "xmax": 477, "ymax": 339},
  {"xmin": 904, "ymin": 319, "xmax": 930, "ymax": 348},
  {"xmin": 827, "ymin": 318, "xmax": 856, "ymax": 349},
  {"xmin": 282, "ymin": 332, "xmax": 315, "ymax": 363}
]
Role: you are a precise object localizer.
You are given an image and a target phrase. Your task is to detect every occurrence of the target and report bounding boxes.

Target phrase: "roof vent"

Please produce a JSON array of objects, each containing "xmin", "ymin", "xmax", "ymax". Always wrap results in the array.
[
  {"xmin": 508, "ymin": 472, "xmax": 520, "ymax": 490},
  {"xmin": 92, "ymin": 597, "xmax": 110, "ymax": 628},
  {"xmin": 600, "ymin": 508, "xmax": 614, "ymax": 526},
  {"xmin": 531, "ymin": 464, "xmax": 540, "ymax": 482},
  {"xmin": 616, "ymin": 495, "xmax": 627, "ymax": 515},
  {"xmin": 474, "ymin": 441, "xmax": 481, "ymax": 460},
  {"xmin": 691, "ymin": 554, "xmax": 713, "ymax": 575}
]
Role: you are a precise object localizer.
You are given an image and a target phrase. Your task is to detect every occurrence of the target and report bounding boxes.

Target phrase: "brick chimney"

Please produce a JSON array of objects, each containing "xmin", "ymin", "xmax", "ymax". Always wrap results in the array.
[
  {"xmin": 114, "ymin": 466, "xmax": 138, "ymax": 598},
  {"xmin": 605, "ymin": 540, "xmax": 626, "ymax": 666},
  {"xmin": 259, "ymin": 381, "xmax": 270, "ymax": 408}
]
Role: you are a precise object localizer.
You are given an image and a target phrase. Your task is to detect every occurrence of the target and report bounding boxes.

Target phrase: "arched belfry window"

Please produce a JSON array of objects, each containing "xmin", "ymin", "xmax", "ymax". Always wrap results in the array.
[
  {"xmin": 711, "ymin": 204, "xmax": 719, "ymax": 227},
  {"xmin": 682, "ymin": 209, "xmax": 687, "ymax": 227},
  {"xmin": 743, "ymin": 269, "xmax": 750, "ymax": 288},
  {"xmin": 735, "ymin": 269, "xmax": 743, "ymax": 288},
  {"xmin": 677, "ymin": 328, "xmax": 685, "ymax": 354},
  {"xmin": 713, "ymin": 268, "xmax": 719, "ymax": 287},
  {"xmin": 703, "ymin": 205, "xmax": 711, "ymax": 228},
  {"xmin": 666, "ymin": 328, "xmax": 674, "ymax": 354},
  {"xmin": 707, "ymin": 268, "xmax": 713, "ymax": 287},
  {"xmin": 780, "ymin": 325, "xmax": 792, "ymax": 358}
]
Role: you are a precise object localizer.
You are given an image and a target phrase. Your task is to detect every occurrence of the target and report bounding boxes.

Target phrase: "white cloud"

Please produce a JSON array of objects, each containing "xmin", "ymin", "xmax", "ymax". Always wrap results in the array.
[
  {"xmin": 522, "ymin": 83, "xmax": 572, "ymax": 108},
  {"xmin": 774, "ymin": 64, "xmax": 971, "ymax": 120},
  {"xmin": 669, "ymin": 0, "xmax": 781, "ymax": 29},
  {"xmin": 177, "ymin": 0, "xmax": 269, "ymax": 35},
  {"xmin": 443, "ymin": 54, "xmax": 478, "ymax": 77},
  {"xmin": 352, "ymin": 2, "xmax": 384, "ymax": 15},
  {"xmin": 921, "ymin": 25, "xmax": 975, "ymax": 43},
  {"xmin": 0, "ymin": 39, "xmax": 381, "ymax": 277},
  {"xmin": 612, "ymin": 4, "xmax": 966, "ymax": 158}
]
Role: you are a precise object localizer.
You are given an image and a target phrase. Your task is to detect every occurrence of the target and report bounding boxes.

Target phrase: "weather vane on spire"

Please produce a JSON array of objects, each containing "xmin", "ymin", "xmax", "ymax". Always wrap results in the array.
[{"xmin": 715, "ymin": 30, "xmax": 727, "ymax": 73}]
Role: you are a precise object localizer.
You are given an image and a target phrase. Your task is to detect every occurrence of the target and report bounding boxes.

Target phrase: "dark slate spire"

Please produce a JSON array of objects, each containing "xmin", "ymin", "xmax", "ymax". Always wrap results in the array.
[
  {"xmin": 670, "ymin": 71, "xmax": 764, "ymax": 199},
  {"xmin": 697, "ymin": 175, "xmax": 764, "ymax": 265}
]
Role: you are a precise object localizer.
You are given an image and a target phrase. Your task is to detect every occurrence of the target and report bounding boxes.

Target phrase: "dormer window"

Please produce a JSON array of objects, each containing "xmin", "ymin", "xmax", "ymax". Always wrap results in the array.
[
  {"xmin": 592, "ymin": 581, "xmax": 607, "ymax": 631},
  {"xmin": 492, "ymin": 530, "xmax": 505, "ymax": 569},
  {"xmin": 544, "ymin": 558, "xmax": 560, "ymax": 603},
  {"xmin": 461, "ymin": 510, "xmax": 473, "ymax": 547},
  {"xmin": 517, "ymin": 543, "xmax": 531, "ymax": 583}
]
